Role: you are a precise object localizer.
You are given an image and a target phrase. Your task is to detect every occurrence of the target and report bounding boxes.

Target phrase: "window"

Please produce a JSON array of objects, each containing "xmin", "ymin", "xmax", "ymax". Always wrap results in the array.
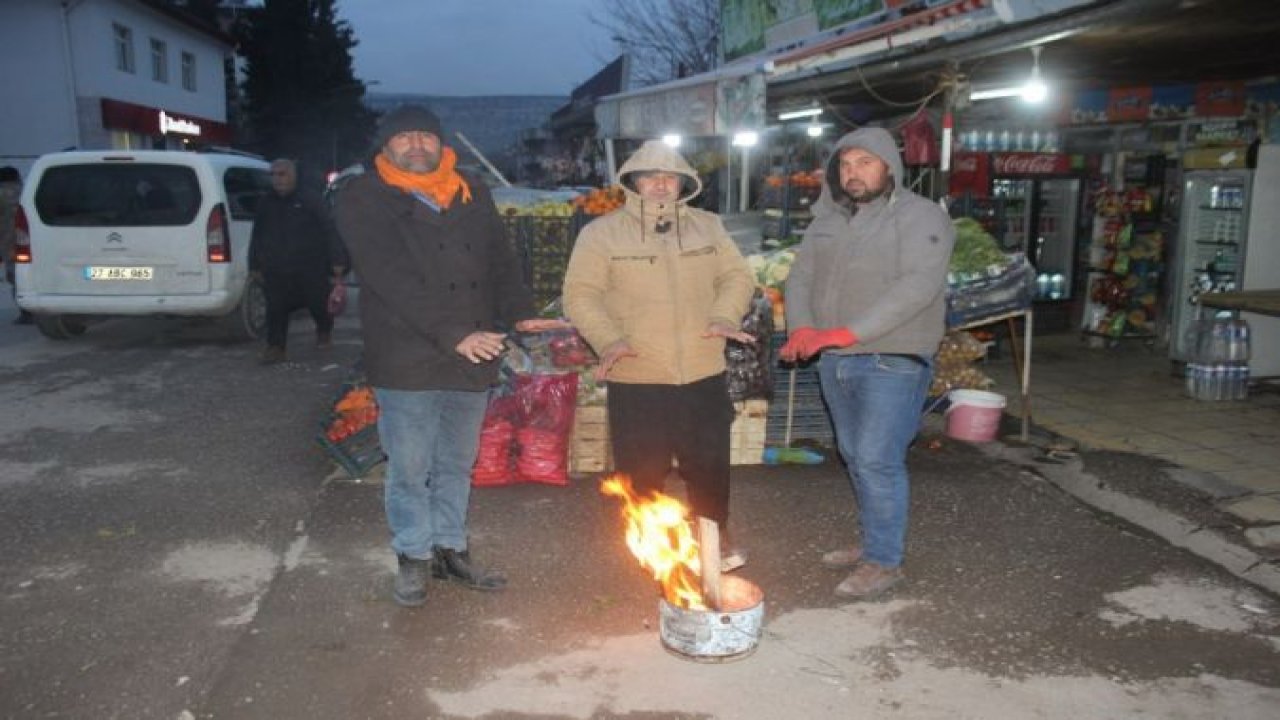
[
  {"xmin": 150, "ymin": 38, "xmax": 167, "ymax": 83},
  {"xmin": 113, "ymin": 23, "xmax": 135, "ymax": 74},
  {"xmin": 181, "ymin": 52, "xmax": 196, "ymax": 91},
  {"xmin": 33, "ymin": 164, "xmax": 201, "ymax": 228},
  {"xmin": 223, "ymin": 167, "xmax": 272, "ymax": 220}
]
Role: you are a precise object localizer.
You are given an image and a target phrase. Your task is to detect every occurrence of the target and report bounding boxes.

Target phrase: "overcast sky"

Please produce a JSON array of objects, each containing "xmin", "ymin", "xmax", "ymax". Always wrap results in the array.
[{"xmin": 338, "ymin": 0, "xmax": 614, "ymax": 97}]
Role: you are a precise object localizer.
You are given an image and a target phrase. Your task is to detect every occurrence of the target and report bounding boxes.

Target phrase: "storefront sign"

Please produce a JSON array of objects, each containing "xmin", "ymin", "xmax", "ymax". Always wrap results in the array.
[
  {"xmin": 991, "ymin": 152, "xmax": 1071, "ymax": 176},
  {"xmin": 159, "ymin": 111, "xmax": 202, "ymax": 137},
  {"xmin": 1066, "ymin": 79, "xmax": 1278, "ymax": 124},
  {"xmin": 949, "ymin": 151, "xmax": 990, "ymax": 197},
  {"xmin": 1195, "ymin": 81, "xmax": 1247, "ymax": 117},
  {"xmin": 100, "ymin": 98, "xmax": 231, "ymax": 143},
  {"xmin": 1107, "ymin": 86, "xmax": 1152, "ymax": 122}
]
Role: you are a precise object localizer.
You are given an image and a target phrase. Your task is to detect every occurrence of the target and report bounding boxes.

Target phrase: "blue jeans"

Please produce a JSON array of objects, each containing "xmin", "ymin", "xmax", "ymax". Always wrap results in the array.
[
  {"xmin": 817, "ymin": 353, "xmax": 933, "ymax": 568},
  {"xmin": 373, "ymin": 387, "xmax": 489, "ymax": 559}
]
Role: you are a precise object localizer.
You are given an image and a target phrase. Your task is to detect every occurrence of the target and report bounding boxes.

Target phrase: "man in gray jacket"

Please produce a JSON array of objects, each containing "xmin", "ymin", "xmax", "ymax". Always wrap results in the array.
[{"xmin": 781, "ymin": 126, "xmax": 954, "ymax": 599}]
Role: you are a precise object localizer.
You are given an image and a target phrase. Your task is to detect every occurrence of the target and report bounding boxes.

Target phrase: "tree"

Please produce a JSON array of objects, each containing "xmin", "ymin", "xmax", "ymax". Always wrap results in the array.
[
  {"xmin": 590, "ymin": 0, "xmax": 721, "ymax": 88},
  {"xmin": 238, "ymin": 0, "xmax": 375, "ymax": 181}
]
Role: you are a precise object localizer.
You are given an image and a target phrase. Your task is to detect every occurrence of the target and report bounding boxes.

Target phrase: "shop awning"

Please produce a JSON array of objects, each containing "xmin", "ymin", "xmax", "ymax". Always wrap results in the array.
[
  {"xmin": 594, "ymin": 61, "xmax": 767, "ymax": 140},
  {"xmin": 767, "ymin": 0, "xmax": 1280, "ymax": 119}
]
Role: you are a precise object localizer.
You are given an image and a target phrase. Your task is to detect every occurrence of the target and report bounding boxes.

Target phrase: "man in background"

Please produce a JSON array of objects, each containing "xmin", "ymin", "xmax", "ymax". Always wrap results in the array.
[
  {"xmin": 0, "ymin": 166, "xmax": 32, "ymax": 325},
  {"xmin": 249, "ymin": 158, "xmax": 346, "ymax": 364}
]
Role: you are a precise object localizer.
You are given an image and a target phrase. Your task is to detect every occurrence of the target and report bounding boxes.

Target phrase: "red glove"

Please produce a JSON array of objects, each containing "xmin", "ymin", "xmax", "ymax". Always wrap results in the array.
[
  {"xmin": 779, "ymin": 327, "xmax": 818, "ymax": 363},
  {"xmin": 780, "ymin": 326, "xmax": 856, "ymax": 362}
]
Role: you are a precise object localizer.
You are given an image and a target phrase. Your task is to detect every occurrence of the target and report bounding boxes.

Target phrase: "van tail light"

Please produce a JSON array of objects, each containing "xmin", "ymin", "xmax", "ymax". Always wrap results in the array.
[
  {"xmin": 206, "ymin": 203, "xmax": 230, "ymax": 263},
  {"xmin": 13, "ymin": 206, "xmax": 31, "ymax": 264}
]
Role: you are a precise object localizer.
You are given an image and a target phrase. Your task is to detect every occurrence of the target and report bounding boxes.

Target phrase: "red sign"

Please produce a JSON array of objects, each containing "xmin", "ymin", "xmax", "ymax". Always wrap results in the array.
[
  {"xmin": 100, "ymin": 98, "xmax": 232, "ymax": 144},
  {"xmin": 991, "ymin": 153, "xmax": 1071, "ymax": 176},
  {"xmin": 1107, "ymin": 86, "xmax": 1153, "ymax": 122},
  {"xmin": 1195, "ymin": 81, "xmax": 1246, "ymax": 117},
  {"xmin": 948, "ymin": 151, "xmax": 990, "ymax": 198}
]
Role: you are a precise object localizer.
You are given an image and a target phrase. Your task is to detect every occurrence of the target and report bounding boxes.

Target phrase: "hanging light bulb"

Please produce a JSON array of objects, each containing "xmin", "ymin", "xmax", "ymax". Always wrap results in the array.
[{"xmin": 1020, "ymin": 46, "xmax": 1048, "ymax": 104}]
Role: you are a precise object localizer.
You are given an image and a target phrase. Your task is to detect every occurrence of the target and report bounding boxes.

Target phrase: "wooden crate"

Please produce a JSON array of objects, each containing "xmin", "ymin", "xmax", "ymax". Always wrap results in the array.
[
  {"xmin": 568, "ymin": 398, "xmax": 770, "ymax": 471},
  {"xmin": 730, "ymin": 398, "xmax": 769, "ymax": 465},
  {"xmin": 569, "ymin": 404, "xmax": 611, "ymax": 474}
]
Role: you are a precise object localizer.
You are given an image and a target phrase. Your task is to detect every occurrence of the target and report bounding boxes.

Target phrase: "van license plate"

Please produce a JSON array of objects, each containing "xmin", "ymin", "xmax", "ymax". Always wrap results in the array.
[{"xmin": 86, "ymin": 266, "xmax": 154, "ymax": 280}]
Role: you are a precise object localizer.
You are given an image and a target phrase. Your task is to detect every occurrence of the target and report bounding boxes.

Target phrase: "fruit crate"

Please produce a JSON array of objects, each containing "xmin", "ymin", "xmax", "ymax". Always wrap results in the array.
[
  {"xmin": 765, "ymin": 333, "xmax": 835, "ymax": 446},
  {"xmin": 502, "ymin": 212, "xmax": 591, "ymax": 310},
  {"xmin": 569, "ymin": 404, "xmax": 611, "ymax": 475},
  {"xmin": 730, "ymin": 399, "xmax": 769, "ymax": 465},
  {"xmin": 316, "ymin": 423, "xmax": 385, "ymax": 479}
]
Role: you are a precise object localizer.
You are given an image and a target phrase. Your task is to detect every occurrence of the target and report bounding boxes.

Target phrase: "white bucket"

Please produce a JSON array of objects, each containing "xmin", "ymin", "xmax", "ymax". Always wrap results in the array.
[{"xmin": 945, "ymin": 389, "xmax": 1007, "ymax": 443}]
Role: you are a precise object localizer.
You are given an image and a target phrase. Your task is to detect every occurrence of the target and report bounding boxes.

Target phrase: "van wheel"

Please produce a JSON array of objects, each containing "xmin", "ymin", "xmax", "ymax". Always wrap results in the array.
[
  {"xmin": 35, "ymin": 314, "xmax": 88, "ymax": 340},
  {"xmin": 224, "ymin": 276, "xmax": 267, "ymax": 341}
]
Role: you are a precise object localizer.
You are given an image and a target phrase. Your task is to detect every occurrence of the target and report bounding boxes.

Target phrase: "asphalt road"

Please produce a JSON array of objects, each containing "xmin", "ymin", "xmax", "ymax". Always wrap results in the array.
[{"xmin": 1, "ymin": 294, "xmax": 1277, "ymax": 719}]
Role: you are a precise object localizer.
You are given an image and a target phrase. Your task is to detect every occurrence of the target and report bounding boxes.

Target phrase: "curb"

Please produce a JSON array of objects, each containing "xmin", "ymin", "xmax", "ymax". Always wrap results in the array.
[{"xmin": 979, "ymin": 442, "xmax": 1280, "ymax": 597}]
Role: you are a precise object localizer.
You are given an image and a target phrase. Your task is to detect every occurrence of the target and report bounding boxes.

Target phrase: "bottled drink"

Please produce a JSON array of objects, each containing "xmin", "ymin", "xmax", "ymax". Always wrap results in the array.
[
  {"xmin": 999, "ymin": 129, "xmax": 1011, "ymax": 151},
  {"xmin": 1230, "ymin": 317, "xmax": 1251, "ymax": 364},
  {"xmin": 1235, "ymin": 365, "xmax": 1251, "ymax": 400},
  {"xmin": 1185, "ymin": 362, "xmax": 1200, "ymax": 399}
]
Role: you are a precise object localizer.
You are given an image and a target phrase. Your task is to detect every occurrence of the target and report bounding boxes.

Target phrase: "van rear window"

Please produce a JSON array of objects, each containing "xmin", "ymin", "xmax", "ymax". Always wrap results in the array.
[{"xmin": 34, "ymin": 164, "xmax": 201, "ymax": 227}]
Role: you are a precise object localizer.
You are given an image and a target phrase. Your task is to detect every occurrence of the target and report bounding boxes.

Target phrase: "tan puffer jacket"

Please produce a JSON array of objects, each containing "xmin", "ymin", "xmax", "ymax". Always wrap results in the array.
[{"xmin": 562, "ymin": 140, "xmax": 755, "ymax": 385}]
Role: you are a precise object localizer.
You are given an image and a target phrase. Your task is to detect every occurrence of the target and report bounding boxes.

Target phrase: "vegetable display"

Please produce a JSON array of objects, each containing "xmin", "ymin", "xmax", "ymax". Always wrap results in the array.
[{"xmin": 950, "ymin": 218, "xmax": 1009, "ymax": 275}]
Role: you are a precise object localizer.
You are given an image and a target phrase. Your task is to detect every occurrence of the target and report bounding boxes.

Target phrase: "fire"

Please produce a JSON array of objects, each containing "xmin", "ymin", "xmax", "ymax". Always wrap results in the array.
[{"xmin": 600, "ymin": 474, "xmax": 706, "ymax": 610}]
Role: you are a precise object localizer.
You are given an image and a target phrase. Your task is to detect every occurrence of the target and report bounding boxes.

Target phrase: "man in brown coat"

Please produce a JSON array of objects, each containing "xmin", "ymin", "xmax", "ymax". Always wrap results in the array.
[{"xmin": 563, "ymin": 140, "xmax": 756, "ymax": 571}]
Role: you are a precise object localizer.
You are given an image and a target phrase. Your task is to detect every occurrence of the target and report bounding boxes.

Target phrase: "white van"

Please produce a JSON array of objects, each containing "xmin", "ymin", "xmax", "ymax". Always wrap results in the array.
[{"xmin": 13, "ymin": 149, "xmax": 271, "ymax": 340}]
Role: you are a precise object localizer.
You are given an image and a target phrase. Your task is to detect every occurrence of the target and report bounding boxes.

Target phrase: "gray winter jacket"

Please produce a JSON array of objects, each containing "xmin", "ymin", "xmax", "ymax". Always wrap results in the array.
[{"xmin": 785, "ymin": 127, "xmax": 955, "ymax": 357}]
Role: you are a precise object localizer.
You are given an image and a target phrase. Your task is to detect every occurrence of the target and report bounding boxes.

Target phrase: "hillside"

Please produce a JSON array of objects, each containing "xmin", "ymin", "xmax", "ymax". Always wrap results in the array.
[{"xmin": 366, "ymin": 93, "xmax": 564, "ymax": 160}]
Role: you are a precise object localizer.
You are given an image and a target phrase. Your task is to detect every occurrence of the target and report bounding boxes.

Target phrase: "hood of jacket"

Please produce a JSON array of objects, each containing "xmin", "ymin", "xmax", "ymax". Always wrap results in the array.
[
  {"xmin": 813, "ymin": 126, "xmax": 904, "ymax": 218},
  {"xmin": 617, "ymin": 140, "xmax": 703, "ymax": 213}
]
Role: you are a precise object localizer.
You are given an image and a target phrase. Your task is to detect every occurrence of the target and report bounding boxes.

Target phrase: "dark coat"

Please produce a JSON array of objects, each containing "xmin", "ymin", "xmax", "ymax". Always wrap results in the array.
[
  {"xmin": 332, "ymin": 169, "xmax": 534, "ymax": 391},
  {"xmin": 249, "ymin": 190, "xmax": 346, "ymax": 276}
]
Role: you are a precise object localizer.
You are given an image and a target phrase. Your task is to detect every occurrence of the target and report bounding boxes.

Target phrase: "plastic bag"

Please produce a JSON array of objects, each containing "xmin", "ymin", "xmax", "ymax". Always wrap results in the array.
[
  {"xmin": 930, "ymin": 330, "xmax": 993, "ymax": 397},
  {"xmin": 512, "ymin": 328, "xmax": 596, "ymax": 372},
  {"xmin": 726, "ymin": 289, "xmax": 775, "ymax": 402},
  {"xmin": 472, "ymin": 394, "xmax": 521, "ymax": 486},
  {"xmin": 512, "ymin": 372, "xmax": 578, "ymax": 485},
  {"xmin": 327, "ymin": 279, "xmax": 348, "ymax": 316}
]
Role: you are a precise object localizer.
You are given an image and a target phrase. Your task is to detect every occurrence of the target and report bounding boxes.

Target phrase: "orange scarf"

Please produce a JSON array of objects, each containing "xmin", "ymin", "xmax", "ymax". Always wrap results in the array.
[{"xmin": 375, "ymin": 147, "xmax": 472, "ymax": 209}]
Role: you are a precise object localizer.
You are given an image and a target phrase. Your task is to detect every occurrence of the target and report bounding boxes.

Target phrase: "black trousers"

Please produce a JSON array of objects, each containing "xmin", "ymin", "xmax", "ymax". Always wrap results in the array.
[
  {"xmin": 606, "ymin": 374, "xmax": 735, "ymax": 526},
  {"xmin": 263, "ymin": 269, "xmax": 332, "ymax": 349}
]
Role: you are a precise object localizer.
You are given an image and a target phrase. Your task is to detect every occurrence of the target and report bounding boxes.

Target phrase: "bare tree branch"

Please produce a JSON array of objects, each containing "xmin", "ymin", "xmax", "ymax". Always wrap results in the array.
[{"xmin": 590, "ymin": 0, "xmax": 720, "ymax": 87}]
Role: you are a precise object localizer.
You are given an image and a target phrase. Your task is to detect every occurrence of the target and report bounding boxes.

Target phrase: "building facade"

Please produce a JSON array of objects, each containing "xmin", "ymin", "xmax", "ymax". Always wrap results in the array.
[{"xmin": 0, "ymin": 0, "xmax": 234, "ymax": 176}]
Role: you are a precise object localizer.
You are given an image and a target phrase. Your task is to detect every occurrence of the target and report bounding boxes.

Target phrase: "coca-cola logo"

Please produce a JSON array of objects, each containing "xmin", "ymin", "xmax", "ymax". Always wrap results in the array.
[
  {"xmin": 954, "ymin": 156, "xmax": 979, "ymax": 172},
  {"xmin": 993, "ymin": 153, "xmax": 1064, "ymax": 175}
]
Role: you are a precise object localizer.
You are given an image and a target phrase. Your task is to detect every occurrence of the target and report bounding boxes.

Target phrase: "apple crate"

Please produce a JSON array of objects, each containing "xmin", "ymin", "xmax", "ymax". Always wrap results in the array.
[
  {"xmin": 316, "ymin": 423, "xmax": 386, "ymax": 479},
  {"xmin": 730, "ymin": 399, "xmax": 769, "ymax": 465},
  {"xmin": 569, "ymin": 404, "xmax": 612, "ymax": 475}
]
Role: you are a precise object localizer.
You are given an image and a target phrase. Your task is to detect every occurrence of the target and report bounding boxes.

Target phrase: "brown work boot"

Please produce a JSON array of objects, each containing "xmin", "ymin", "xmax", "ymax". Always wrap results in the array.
[
  {"xmin": 316, "ymin": 331, "xmax": 332, "ymax": 349},
  {"xmin": 259, "ymin": 345, "xmax": 286, "ymax": 365},
  {"xmin": 820, "ymin": 546, "xmax": 863, "ymax": 569},
  {"xmin": 834, "ymin": 561, "xmax": 903, "ymax": 599}
]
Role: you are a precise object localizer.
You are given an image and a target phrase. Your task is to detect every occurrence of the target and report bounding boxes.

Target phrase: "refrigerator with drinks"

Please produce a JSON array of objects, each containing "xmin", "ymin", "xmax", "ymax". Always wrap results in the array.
[
  {"xmin": 950, "ymin": 152, "xmax": 1084, "ymax": 309},
  {"xmin": 1170, "ymin": 144, "xmax": 1280, "ymax": 378}
]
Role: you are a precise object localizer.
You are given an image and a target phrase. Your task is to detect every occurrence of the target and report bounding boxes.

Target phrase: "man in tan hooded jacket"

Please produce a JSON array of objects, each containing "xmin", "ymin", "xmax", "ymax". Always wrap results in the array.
[{"xmin": 563, "ymin": 140, "xmax": 755, "ymax": 570}]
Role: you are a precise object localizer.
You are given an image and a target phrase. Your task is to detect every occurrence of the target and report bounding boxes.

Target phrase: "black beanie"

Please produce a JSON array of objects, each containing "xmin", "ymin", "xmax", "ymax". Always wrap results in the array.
[{"xmin": 373, "ymin": 105, "xmax": 443, "ymax": 150}]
